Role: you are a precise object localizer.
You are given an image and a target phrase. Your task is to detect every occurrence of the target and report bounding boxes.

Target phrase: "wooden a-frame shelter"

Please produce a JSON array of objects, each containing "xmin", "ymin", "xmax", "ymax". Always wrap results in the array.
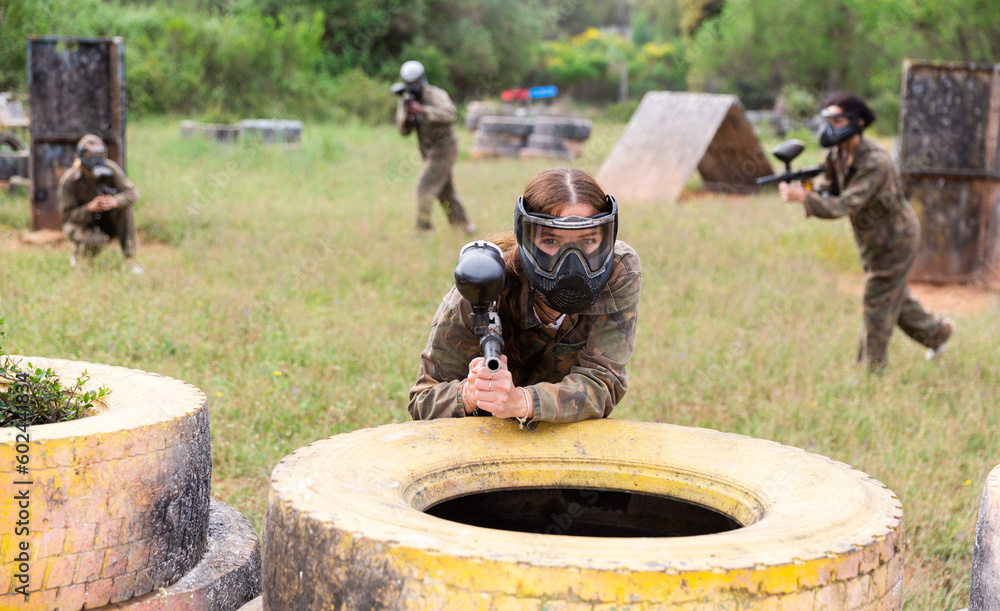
[{"xmin": 597, "ymin": 91, "xmax": 773, "ymax": 204}]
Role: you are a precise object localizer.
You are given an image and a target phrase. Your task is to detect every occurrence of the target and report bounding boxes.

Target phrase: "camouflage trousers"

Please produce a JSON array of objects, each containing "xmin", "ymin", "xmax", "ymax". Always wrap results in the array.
[
  {"xmin": 856, "ymin": 240, "xmax": 950, "ymax": 371},
  {"xmin": 416, "ymin": 145, "xmax": 468, "ymax": 230},
  {"xmin": 63, "ymin": 207, "xmax": 137, "ymax": 259}
]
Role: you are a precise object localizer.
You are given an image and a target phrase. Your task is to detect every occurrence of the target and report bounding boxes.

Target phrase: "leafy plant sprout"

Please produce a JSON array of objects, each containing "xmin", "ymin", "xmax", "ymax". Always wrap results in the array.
[{"xmin": 0, "ymin": 318, "xmax": 110, "ymax": 427}]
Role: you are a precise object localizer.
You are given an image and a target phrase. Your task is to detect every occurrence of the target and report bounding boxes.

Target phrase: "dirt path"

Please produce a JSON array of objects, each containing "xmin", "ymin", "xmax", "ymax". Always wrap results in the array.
[{"xmin": 836, "ymin": 273, "xmax": 1000, "ymax": 316}]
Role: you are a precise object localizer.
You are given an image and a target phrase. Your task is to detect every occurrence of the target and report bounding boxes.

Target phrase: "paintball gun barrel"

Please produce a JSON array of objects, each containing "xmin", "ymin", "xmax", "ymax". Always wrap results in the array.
[
  {"xmin": 756, "ymin": 139, "xmax": 824, "ymax": 186},
  {"xmin": 390, "ymin": 82, "xmax": 416, "ymax": 103},
  {"xmin": 454, "ymin": 241, "xmax": 505, "ymax": 372}
]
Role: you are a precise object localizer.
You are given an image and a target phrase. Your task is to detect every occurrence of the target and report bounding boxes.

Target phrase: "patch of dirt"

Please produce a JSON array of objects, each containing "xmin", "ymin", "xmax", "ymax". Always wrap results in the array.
[
  {"xmin": 20, "ymin": 228, "xmax": 66, "ymax": 245},
  {"xmin": 835, "ymin": 272, "xmax": 1000, "ymax": 316},
  {"xmin": 3, "ymin": 227, "xmax": 172, "ymax": 253}
]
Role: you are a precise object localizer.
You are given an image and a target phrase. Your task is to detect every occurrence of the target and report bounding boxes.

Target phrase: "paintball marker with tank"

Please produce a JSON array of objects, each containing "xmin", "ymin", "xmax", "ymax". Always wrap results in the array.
[
  {"xmin": 454, "ymin": 241, "xmax": 505, "ymax": 373},
  {"xmin": 756, "ymin": 139, "xmax": 824, "ymax": 187}
]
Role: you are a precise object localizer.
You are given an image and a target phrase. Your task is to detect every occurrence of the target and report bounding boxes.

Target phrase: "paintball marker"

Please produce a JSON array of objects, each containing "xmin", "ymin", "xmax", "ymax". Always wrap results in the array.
[
  {"xmin": 92, "ymin": 165, "xmax": 118, "ymax": 196},
  {"xmin": 390, "ymin": 82, "xmax": 416, "ymax": 104},
  {"xmin": 756, "ymin": 139, "xmax": 824, "ymax": 187},
  {"xmin": 454, "ymin": 241, "xmax": 505, "ymax": 372}
]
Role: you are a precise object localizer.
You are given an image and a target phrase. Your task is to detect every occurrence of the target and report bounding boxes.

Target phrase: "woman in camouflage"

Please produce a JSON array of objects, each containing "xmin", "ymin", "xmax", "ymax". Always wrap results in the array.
[
  {"xmin": 408, "ymin": 168, "xmax": 642, "ymax": 428},
  {"xmin": 779, "ymin": 93, "xmax": 954, "ymax": 372}
]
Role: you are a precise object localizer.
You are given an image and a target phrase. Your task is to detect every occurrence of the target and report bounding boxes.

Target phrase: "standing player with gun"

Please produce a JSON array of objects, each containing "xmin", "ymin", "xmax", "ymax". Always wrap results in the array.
[
  {"xmin": 393, "ymin": 60, "xmax": 476, "ymax": 235},
  {"xmin": 407, "ymin": 168, "xmax": 642, "ymax": 429},
  {"xmin": 777, "ymin": 93, "xmax": 954, "ymax": 372}
]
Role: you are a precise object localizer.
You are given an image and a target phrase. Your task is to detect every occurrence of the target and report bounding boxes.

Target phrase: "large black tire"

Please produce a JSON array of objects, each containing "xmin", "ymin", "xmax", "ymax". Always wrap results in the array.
[
  {"xmin": 474, "ymin": 133, "xmax": 526, "ymax": 148},
  {"xmin": 477, "ymin": 116, "xmax": 535, "ymax": 137},
  {"xmin": 262, "ymin": 418, "xmax": 904, "ymax": 610},
  {"xmin": 525, "ymin": 133, "xmax": 569, "ymax": 152},
  {"xmin": 0, "ymin": 130, "xmax": 27, "ymax": 151},
  {"xmin": 103, "ymin": 499, "xmax": 262, "ymax": 611},
  {"xmin": 532, "ymin": 116, "xmax": 592, "ymax": 140},
  {"xmin": 0, "ymin": 357, "xmax": 211, "ymax": 610}
]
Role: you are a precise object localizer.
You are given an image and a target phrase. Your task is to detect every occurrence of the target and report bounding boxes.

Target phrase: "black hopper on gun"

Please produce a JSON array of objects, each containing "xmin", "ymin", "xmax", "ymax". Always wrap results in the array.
[
  {"xmin": 454, "ymin": 241, "xmax": 505, "ymax": 372},
  {"xmin": 756, "ymin": 139, "xmax": 823, "ymax": 187}
]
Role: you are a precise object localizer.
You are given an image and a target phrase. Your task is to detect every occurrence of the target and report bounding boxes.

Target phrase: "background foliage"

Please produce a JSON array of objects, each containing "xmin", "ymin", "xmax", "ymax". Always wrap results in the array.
[{"xmin": 2, "ymin": 0, "xmax": 998, "ymax": 123}]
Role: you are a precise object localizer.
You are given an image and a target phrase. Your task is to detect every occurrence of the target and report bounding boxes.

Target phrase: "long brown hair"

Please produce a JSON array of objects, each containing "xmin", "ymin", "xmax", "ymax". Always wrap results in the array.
[{"xmin": 493, "ymin": 168, "xmax": 611, "ymax": 376}]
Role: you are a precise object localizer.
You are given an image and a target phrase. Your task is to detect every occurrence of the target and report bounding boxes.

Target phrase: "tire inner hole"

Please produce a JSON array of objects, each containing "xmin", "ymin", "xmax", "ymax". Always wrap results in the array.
[{"xmin": 425, "ymin": 487, "xmax": 743, "ymax": 537}]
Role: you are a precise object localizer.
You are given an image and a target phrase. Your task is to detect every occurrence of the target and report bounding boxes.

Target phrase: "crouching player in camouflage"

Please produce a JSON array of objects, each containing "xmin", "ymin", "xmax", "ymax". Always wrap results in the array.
[
  {"xmin": 395, "ymin": 60, "xmax": 475, "ymax": 234},
  {"xmin": 59, "ymin": 134, "xmax": 142, "ymax": 274},
  {"xmin": 408, "ymin": 168, "xmax": 641, "ymax": 429},
  {"xmin": 780, "ymin": 93, "xmax": 954, "ymax": 372}
]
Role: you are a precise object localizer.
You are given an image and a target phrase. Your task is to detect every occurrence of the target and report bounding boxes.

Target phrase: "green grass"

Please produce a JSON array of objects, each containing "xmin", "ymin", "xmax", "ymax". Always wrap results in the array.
[{"xmin": 1, "ymin": 118, "xmax": 998, "ymax": 609}]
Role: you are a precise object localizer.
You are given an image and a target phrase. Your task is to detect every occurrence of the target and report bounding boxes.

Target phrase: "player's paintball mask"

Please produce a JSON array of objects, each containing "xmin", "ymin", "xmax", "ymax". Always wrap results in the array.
[
  {"xmin": 77, "ymin": 135, "xmax": 108, "ymax": 170},
  {"xmin": 400, "ymin": 60, "xmax": 426, "ymax": 98},
  {"xmin": 819, "ymin": 108, "xmax": 861, "ymax": 147},
  {"xmin": 515, "ymin": 195, "xmax": 618, "ymax": 315}
]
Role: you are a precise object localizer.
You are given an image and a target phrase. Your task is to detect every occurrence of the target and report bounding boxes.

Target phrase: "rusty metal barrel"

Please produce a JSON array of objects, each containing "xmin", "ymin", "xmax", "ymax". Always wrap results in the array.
[
  {"xmin": 898, "ymin": 60, "xmax": 1000, "ymax": 283},
  {"xmin": 27, "ymin": 36, "xmax": 127, "ymax": 231}
]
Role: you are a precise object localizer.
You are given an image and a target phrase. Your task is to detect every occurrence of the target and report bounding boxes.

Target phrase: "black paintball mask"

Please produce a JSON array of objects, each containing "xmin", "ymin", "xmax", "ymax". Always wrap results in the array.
[
  {"xmin": 78, "ymin": 145, "xmax": 108, "ymax": 171},
  {"xmin": 819, "ymin": 108, "xmax": 862, "ymax": 147},
  {"xmin": 515, "ymin": 195, "xmax": 618, "ymax": 315}
]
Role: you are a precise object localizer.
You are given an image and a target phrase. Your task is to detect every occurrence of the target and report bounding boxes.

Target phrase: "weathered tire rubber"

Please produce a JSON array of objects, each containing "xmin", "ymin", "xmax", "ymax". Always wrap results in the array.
[
  {"xmin": 0, "ymin": 130, "xmax": 27, "ymax": 151},
  {"xmin": 0, "ymin": 357, "xmax": 211, "ymax": 611},
  {"xmin": 525, "ymin": 133, "xmax": 568, "ymax": 152},
  {"xmin": 262, "ymin": 418, "xmax": 904, "ymax": 610},
  {"xmin": 474, "ymin": 132, "xmax": 525, "ymax": 148},
  {"xmin": 519, "ymin": 147, "xmax": 571, "ymax": 161},
  {"xmin": 91, "ymin": 499, "xmax": 262, "ymax": 611},
  {"xmin": 969, "ymin": 463, "xmax": 1000, "ymax": 610},
  {"xmin": 476, "ymin": 116, "xmax": 535, "ymax": 137},
  {"xmin": 532, "ymin": 116, "xmax": 592, "ymax": 140}
]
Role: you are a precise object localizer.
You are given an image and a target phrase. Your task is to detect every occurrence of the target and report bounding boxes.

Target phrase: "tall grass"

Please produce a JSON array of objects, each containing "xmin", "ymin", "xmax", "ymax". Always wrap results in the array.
[{"xmin": 1, "ymin": 118, "xmax": 997, "ymax": 609}]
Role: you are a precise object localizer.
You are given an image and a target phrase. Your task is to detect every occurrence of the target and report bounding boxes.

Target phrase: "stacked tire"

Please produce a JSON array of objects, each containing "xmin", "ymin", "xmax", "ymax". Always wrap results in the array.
[
  {"xmin": 0, "ymin": 131, "xmax": 28, "ymax": 181},
  {"xmin": 470, "ymin": 116, "xmax": 535, "ymax": 158},
  {"xmin": 469, "ymin": 115, "xmax": 592, "ymax": 160},
  {"xmin": 0, "ymin": 357, "xmax": 260, "ymax": 611},
  {"xmin": 179, "ymin": 121, "xmax": 240, "ymax": 143},
  {"xmin": 238, "ymin": 120, "xmax": 303, "ymax": 145}
]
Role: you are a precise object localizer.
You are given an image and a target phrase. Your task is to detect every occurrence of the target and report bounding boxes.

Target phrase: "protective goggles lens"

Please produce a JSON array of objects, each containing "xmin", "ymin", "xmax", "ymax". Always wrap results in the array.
[
  {"xmin": 516, "ymin": 195, "xmax": 617, "ymax": 279},
  {"xmin": 820, "ymin": 109, "xmax": 856, "ymax": 122},
  {"xmin": 79, "ymin": 148, "xmax": 107, "ymax": 169}
]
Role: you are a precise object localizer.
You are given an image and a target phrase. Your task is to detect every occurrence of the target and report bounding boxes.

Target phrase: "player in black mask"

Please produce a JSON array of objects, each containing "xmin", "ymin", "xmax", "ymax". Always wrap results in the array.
[
  {"xmin": 779, "ymin": 93, "xmax": 955, "ymax": 371},
  {"xmin": 408, "ymin": 167, "xmax": 642, "ymax": 426}
]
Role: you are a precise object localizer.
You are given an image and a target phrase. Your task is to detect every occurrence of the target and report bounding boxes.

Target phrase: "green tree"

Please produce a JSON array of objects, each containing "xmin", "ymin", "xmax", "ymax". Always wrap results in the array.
[{"xmin": 0, "ymin": 0, "xmax": 58, "ymax": 92}]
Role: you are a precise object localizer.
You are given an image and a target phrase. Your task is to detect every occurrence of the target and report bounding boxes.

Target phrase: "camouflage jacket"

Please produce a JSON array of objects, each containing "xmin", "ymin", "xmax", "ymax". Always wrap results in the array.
[
  {"xmin": 395, "ymin": 84, "xmax": 458, "ymax": 157},
  {"xmin": 408, "ymin": 241, "xmax": 642, "ymax": 426},
  {"xmin": 59, "ymin": 160, "xmax": 138, "ymax": 226},
  {"xmin": 804, "ymin": 138, "xmax": 920, "ymax": 271}
]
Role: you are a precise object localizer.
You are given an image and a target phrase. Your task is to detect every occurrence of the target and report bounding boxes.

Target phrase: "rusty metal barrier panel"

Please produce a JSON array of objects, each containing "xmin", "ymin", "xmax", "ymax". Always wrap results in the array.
[
  {"xmin": 899, "ymin": 59, "xmax": 1000, "ymax": 283},
  {"xmin": 27, "ymin": 36, "xmax": 126, "ymax": 231}
]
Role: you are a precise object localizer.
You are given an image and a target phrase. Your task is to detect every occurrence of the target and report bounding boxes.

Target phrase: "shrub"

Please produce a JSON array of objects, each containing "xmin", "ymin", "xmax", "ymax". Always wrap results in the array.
[
  {"xmin": 326, "ymin": 68, "xmax": 397, "ymax": 125},
  {"xmin": 778, "ymin": 84, "xmax": 820, "ymax": 122}
]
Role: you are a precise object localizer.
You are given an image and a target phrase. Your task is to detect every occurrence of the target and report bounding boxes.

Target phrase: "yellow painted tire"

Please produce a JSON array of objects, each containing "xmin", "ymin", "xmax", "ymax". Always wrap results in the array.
[
  {"xmin": 262, "ymin": 418, "xmax": 904, "ymax": 610},
  {"xmin": 0, "ymin": 357, "xmax": 211, "ymax": 610}
]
